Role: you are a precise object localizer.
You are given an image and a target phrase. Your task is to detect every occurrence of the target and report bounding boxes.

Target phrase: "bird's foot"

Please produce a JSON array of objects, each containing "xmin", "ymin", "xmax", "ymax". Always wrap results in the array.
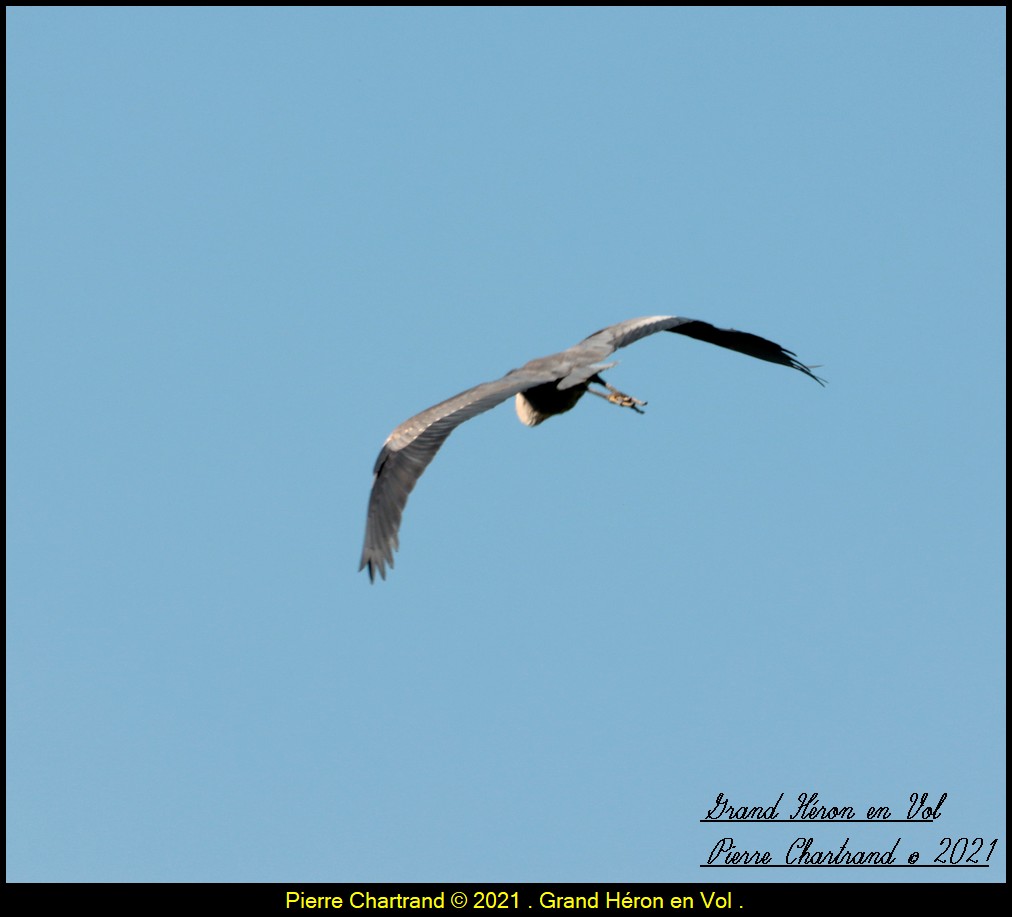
[
  {"xmin": 588, "ymin": 382, "xmax": 647, "ymax": 414},
  {"xmin": 604, "ymin": 382, "xmax": 646, "ymax": 413},
  {"xmin": 607, "ymin": 391, "xmax": 646, "ymax": 414}
]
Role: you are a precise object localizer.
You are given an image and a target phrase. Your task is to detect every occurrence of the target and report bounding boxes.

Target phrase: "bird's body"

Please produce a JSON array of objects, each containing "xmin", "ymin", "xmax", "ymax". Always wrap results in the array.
[
  {"xmin": 360, "ymin": 316, "xmax": 823, "ymax": 581},
  {"xmin": 514, "ymin": 377, "xmax": 590, "ymax": 426}
]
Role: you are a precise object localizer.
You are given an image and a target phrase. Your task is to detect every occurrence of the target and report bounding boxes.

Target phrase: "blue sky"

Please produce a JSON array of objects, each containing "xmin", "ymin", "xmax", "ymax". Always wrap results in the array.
[{"xmin": 7, "ymin": 7, "xmax": 1004, "ymax": 883}]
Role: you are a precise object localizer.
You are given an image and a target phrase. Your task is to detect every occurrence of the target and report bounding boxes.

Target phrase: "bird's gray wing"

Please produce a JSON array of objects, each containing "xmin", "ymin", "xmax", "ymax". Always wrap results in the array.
[
  {"xmin": 579, "ymin": 315, "xmax": 825, "ymax": 384},
  {"xmin": 360, "ymin": 368, "xmax": 557, "ymax": 582}
]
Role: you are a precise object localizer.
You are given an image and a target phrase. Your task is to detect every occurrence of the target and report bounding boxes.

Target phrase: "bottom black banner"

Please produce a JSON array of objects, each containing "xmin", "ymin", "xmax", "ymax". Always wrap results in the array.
[{"xmin": 5, "ymin": 882, "xmax": 1006, "ymax": 913}]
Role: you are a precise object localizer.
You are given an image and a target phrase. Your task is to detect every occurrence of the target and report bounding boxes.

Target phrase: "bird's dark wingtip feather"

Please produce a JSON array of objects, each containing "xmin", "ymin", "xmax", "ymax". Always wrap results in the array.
[
  {"xmin": 667, "ymin": 322, "xmax": 826, "ymax": 386},
  {"xmin": 794, "ymin": 360, "xmax": 828, "ymax": 386},
  {"xmin": 766, "ymin": 343, "xmax": 826, "ymax": 385},
  {"xmin": 359, "ymin": 554, "xmax": 391, "ymax": 583}
]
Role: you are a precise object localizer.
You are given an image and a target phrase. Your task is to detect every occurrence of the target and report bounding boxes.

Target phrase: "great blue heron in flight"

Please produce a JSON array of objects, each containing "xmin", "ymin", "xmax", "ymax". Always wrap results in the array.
[{"xmin": 360, "ymin": 315, "xmax": 823, "ymax": 581}]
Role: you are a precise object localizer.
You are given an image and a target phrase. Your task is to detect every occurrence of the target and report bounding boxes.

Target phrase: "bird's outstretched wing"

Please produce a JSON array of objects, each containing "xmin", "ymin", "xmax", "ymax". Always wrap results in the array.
[
  {"xmin": 580, "ymin": 315, "xmax": 826, "ymax": 385},
  {"xmin": 359, "ymin": 367, "xmax": 560, "ymax": 581}
]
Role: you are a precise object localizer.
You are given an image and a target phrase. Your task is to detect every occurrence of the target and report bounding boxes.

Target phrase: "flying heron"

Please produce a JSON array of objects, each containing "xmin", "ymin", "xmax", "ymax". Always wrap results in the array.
[{"xmin": 360, "ymin": 315, "xmax": 823, "ymax": 581}]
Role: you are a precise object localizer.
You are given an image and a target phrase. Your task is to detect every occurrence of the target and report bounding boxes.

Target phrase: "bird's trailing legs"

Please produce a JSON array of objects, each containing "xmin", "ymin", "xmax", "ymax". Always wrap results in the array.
[{"xmin": 587, "ymin": 375, "xmax": 647, "ymax": 414}]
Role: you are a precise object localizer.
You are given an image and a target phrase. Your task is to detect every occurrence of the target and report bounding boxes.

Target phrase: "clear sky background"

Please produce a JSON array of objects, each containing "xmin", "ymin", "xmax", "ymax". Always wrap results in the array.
[{"xmin": 7, "ymin": 8, "xmax": 1005, "ymax": 883}]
